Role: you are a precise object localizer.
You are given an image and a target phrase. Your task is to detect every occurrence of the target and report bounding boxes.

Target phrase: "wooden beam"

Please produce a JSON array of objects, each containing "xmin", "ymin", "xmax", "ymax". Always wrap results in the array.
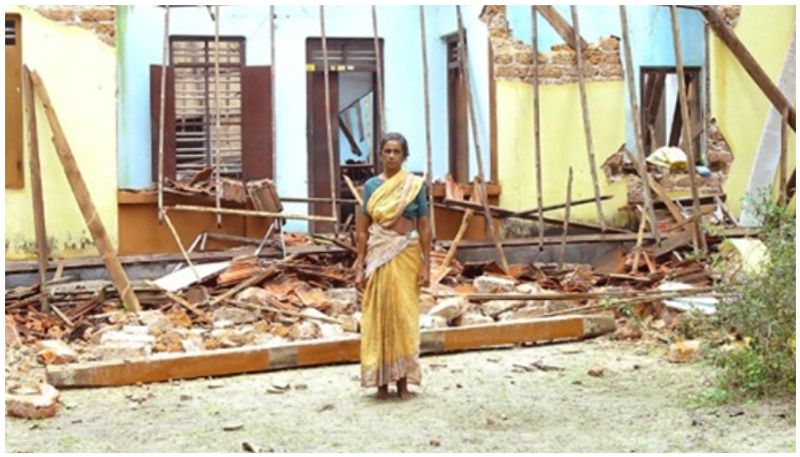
[
  {"xmin": 29, "ymin": 70, "xmax": 141, "ymax": 313},
  {"xmin": 319, "ymin": 6, "xmax": 339, "ymax": 234},
  {"xmin": 46, "ymin": 315, "xmax": 615, "ymax": 387},
  {"xmin": 455, "ymin": 6, "xmax": 510, "ymax": 273},
  {"xmin": 537, "ymin": 5, "xmax": 588, "ymax": 50},
  {"xmin": 337, "ymin": 115, "xmax": 363, "ymax": 156},
  {"xmin": 671, "ymin": 6, "xmax": 707, "ymax": 255},
  {"xmin": 619, "ymin": 6, "xmax": 661, "ymax": 245},
  {"xmin": 419, "ymin": 6, "xmax": 436, "ymax": 239},
  {"xmin": 22, "ymin": 66, "xmax": 50, "ymax": 313},
  {"xmin": 571, "ymin": 6, "xmax": 607, "ymax": 231},
  {"xmin": 702, "ymin": 6, "xmax": 795, "ymax": 131}
]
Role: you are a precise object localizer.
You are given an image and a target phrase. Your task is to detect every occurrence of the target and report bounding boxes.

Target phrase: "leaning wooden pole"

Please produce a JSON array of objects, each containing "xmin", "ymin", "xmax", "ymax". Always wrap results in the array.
[
  {"xmin": 212, "ymin": 6, "xmax": 223, "ymax": 227},
  {"xmin": 157, "ymin": 5, "xmax": 170, "ymax": 222},
  {"xmin": 30, "ymin": 71, "xmax": 141, "ymax": 313},
  {"xmin": 455, "ymin": 6, "xmax": 509, "ymax": 273},
  {"xmin": 779, "ymin": 107, "xmax": 789, "ymax": 206},
  {"xmin": 419, "ymin": 6, "xmax": 436, "ymax": 239},
  {"xmin": 570, "ymin": 6, "xmax": 607, "ymax": 231},
  {"xmin": 319, "ymin": 6, "xmax": 339, "ymax": 234},
  {"xmin": 670, "ymin": 5, "xmax": 707, "ymax": 255},
  {"xmin": 372, "ymin": 5, "xmax": 386, "ymax": 137},
  {"xmin": 531, "ymin": 6, "xmax": 544, "ymax": 251},
  {"xmin": 558, "ymin": 167, "xmax": 573, "ymax": 270},
  {"xmin": 619, "ymin": 6, "xmax": 660, "ymax": 245},
  {"xmin": 22, "ymin": 66, "xmax": 50, "ymax": 312}
]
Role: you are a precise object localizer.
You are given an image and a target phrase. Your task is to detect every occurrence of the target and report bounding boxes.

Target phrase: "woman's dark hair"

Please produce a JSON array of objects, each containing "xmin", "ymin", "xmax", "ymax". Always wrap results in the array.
[{"xmin": 379, "ymin": 132, "xmax": 409, "ymax": 158}]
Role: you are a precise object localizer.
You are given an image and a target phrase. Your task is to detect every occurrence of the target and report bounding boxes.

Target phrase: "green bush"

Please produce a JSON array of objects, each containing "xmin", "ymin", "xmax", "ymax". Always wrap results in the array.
[{"xmin": 712, "ymin": 196, "xmax": 796, "ymax": 398}]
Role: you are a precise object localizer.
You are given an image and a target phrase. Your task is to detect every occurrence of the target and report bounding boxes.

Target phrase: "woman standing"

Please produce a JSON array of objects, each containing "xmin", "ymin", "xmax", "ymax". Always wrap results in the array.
[{"xmin": 354, "ymin": 132, "xmax": 432, "ymax": 400}]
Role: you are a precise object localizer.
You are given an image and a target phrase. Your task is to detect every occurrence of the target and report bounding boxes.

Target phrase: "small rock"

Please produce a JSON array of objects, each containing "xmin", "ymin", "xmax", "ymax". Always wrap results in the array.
[
  {"xmin": 288, "ymin": 320, "xmax": 321, "ymax": 341},
  {"xmin": 212, "ymin": 306, "xmax": 258, "ymax": 325},
  {"xmin": 242, "ymin": 441, "xmax": 262, "ymax": 453},
  {"xmin": 271, "ymin": 381, "xmax": 290, "ymax": 390},
  {"xmin": 452, "ymin": 312, "xmax": 494, "ymax": 327},
  {"xmin": 317, "ymin": 404, "xmax": 335, "ymax": 413},
  {"xmin": 137, "ymin": 310, "xmax": 172, "ymax": 335},
  {"xmin": 486, "ymin": 418, "xmax": 496, "ymax": 426},
  {"xmin": 338, "ymin": 314, "xmax": 359, "ymax": 333},
  {"xmin": 587, "ymin": 366, "xmax": 605, "ymax": 377},
  {"xmin": 473, "ymin": 275, "xmax": 516, "ymax": 293},
  {"xmin": 6, "ymin": 383, "xmax": 60, "ymax": 419},
  {"xmin": 294, "ymin": 384, "xmax": 308, "ymax": 390},
  {"xmin": 235, "ymin": 287, "xmax": 270, "ymax": 305},
  {"xmin": 429, "ymin": 439, "xmax": 441, "ymax": 447},
  {"xmin": 481, "ymin": 300, "xmax": 525, "ymax": 318},
  {"xmin": 265, "ymin": 388, "xmax": 285, "ymax": 394},
  {"xmin": 6, "ymin": 317, "xmax": 22, "ymax": 349},
  {"xmin": 207, "ymin": 382, "xmax": 225, "ymax": 389},
  {"xmin": 515, "ymin": 283, "xmax": 541, "ymax": 294},
  {"xmin": 427, "ymin": 296, "xmax": 467, "ymax": 321},
  {"xmin": 419, "ymin": 314, "xmax": 448, "ymax": 329},
  {"xmin": 180, "ymin": 394, "xmax": 192, "ymax": 401},
  {"xmin": 36, "ymin": 340, "xmax": 78, "ymax": 365},
  {"xmin": 223, "ymin": 423, "xmax": 244, "ymax": 431},
  {"xmin": 668, "ymin": 340, "xmax": 702, "ymax": 363}
]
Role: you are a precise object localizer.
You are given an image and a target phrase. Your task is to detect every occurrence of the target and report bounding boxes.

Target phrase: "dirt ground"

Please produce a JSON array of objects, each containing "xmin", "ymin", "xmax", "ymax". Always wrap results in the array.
[{"xmin": 5, "ymin": 336, "xmax": 796, "ymax": 453}]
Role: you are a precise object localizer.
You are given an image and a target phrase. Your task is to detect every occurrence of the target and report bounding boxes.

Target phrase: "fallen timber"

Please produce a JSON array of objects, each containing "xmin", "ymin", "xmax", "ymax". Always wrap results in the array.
[{"xmin": 46, "ymin": 314, "xmax": 615, "ymax": 387}]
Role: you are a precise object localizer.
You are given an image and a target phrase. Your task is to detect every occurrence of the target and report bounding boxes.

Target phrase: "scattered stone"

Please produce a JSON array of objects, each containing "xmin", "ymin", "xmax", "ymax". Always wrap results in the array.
[
  {"xmin": 266, "ymin": 388, "xmax": 286, "ymax": 394},
  {"xmin": 317, "ymin": 404, "xmax": 335, "ymax": 413},
  {"xmin": 497, "ymin": 304, "xmax": 547, "ymax": 321},
  {"xmin": 515, "ymin": 283, "xmax": 540, "ymax": 294},
  {"xmin": 429, "ymin": 439, "xmax": 441, "ymax": 447},
  {"xmin": 294, "ymin": 384, "xmax": 308, "ymax": 390},
  {"xmin": 97, "ymin": 327, "xmax": 155, "ymax": 360},
  {"xmin": 271, "ymin": 381, "xmax": 290, "ymax": 390},
  {"xmin": 325, "ymin": 288, "xmax": 358, "ymax": 313},
  {"xmin": 35, "ymin": 340, "xmax": 78, "ymax": 365},
  {"xmin": 180, "ymin": 394, "xmax": 192, "ymax": 401},
  {"xmin": 288, "ymin": 321, "xmax": 320, "ymax": 341},
  {"xmin": 668, "ymin": 340, "xmax": 702, "ymax": 363},
  {"xmin": 154, "ymin": 330, "xmax": 184, "ymax": 353},
  {"xmin": 427, "ymin": 296, "xmax": 467, "ymax": 321},
  {"xmin": 481, "ymin": 300, "xmax": 525, "ymax": 318},
  {"xmin": 223, "ymin": 423, "xmax": 244, "ymax": 432},
  {"xmin": 588, "ymin": 366, "xmax": 605, "ymax": 377},
  {"xmin": 212, "ymin": 306, "xmax": 258, "ymax": 325},
  {"xmin": 419, "ymin": 314, "xmax": 448, "ymax": 329},
  {"xmin": 338, "ymin": 315, "xmax": 359, "ymax": 333},
  {"xmin": 6, "ymin": 317, "xmax": 22, "ymax": 349},
  {"xmin": 242, "ymin": 441, "xmax": 262, "ymax": 453},
  {"xmin": 6, "ymin": 383, "xmax": 60, "ymax": 419},
  {"xmin": 235, "ymin": 287, "xmax": 270, "ymax": 305},
  {"xmin": 473, "ymin": 275, "xmax": 516, "ymax": 293},
  {"xmin": 137, "ymin": 310, "xmax": 172, "ymax": 335},
  {"xmin": 452, "ymin": 312, "xmax": 494, "ymax": 327},
  {"xmin": 207, "ymin": 382, "xmax": 225, "ymax": 389}
]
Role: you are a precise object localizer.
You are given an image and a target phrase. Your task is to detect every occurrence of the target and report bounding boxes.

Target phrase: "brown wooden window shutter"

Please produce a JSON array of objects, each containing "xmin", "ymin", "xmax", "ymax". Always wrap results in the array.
[
  {"xmin": 5, "ymin": 14, "xmax": 23, "ymax": 189},
  {"xmin": 240, "ymin": 65, "xmax": 273, "ymax": 181},
  {"xmin": 149, "ymin": 65, "xmax": 177, "ymax": 182}
]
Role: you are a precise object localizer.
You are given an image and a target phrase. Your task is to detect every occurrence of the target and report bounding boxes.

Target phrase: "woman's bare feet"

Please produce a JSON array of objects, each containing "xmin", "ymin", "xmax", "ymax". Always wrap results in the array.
[
  {"xmin": 376, "ymin": 385, "xmax": 391, "ymax": 399},
  {"xmin": 396, "ymin": 377, "xmax": 417, "ymax": 400}
]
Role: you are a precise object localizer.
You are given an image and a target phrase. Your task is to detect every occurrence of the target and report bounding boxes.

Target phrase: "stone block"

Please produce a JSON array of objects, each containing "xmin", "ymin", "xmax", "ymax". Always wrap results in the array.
[
  {"xmin": 473, "ymin": 275, "xmax": 516, "ymax": 293},
  {"xmin": 427, "ymin": 296, "xmax": 468, "ymax": 321},
  {"xmin": 6, "ymin": 384, "xmax": 60, "ymax": 419},
  {"xmin": 35, "ymin": 340, "xmax": 77, "ymax": 365}
]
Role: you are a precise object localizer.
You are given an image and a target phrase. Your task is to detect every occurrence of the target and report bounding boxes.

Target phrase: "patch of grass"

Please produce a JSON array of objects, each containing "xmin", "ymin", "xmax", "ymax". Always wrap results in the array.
[
  {"xmin": 711, "ymin": 195, "xmax": 796, "ymax": 399},
  {"xmin": 690, "ymin": 386, "xmax": 730, "ymax": 407}
]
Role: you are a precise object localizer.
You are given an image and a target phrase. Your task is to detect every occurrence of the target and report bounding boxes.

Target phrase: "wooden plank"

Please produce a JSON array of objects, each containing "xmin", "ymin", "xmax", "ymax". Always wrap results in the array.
[
  {"xmin": 620, "ymin": 6, "xmax": 660, "ymax": 245},
  {"xmin": 455, "ymin": 6, "xmax": 510, "ymax": 273},
  {"xmin": 46, "ymin": 315, "xmax": 615, "ymax": 387},
  {"xmin": 571, "ymin": 6, "xmax": 607, "ymax": 231},
  {"xmin": 702, "ymin": 6, "xmax": 795, "ymax": 131},
  {"xmin": 30, "ymin": 70, "xmax": 141, "ymax": 313},
  {"xmin": 558, "ymin": 167, "xmax": 573, "ymax": 270},
  {"xmin": 670, "ymin": 6, "xmax": 707, "ymax": 256},
  {"xmin": 537, "ymin": 6, "xmax": 588, "ymax": 50},
  {"xmin": 419, "ymin": 6, "xmax": 437, "ymax": 239},
  {"xmin": 22, "ymin": 65, "xmax": 50, "ymax": 312}
]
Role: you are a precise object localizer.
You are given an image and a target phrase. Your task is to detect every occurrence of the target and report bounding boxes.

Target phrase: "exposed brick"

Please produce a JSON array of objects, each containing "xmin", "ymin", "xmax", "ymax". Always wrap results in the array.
[
  {"xmin": 79, "ymin": 7, "xmax": 115, "ymax": 22},
  {"xmin": 538, "ymin": 65, "xmax": 563, "ymax": 79},
  {"xmin": 551, "ymin": 50, "xmax": 576, "ymax": 64},
  {"xmin": 600, "ymin": 65, "xmax": 623, "ymax": 78},
  {"xmin": 599, "ymin": 36, "xmax": 620, "ymax": 51},
  {"xmin": 495, "ymin": 53, "xmax": 513, "ymax": 65},
  {"xmin": 495, "ymin": 65, "xmax": 515, "ymax": 78},
  {"xmin": 36, "ymin": 7, "xmax": 76, "ymax": 22},
  {"xmin": 514, "ymin": 51, "xmax": 533, "ymax": 65}
]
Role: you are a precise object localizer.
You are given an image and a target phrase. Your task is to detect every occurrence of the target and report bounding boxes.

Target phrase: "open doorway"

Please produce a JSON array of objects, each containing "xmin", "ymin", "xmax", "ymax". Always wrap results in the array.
[
  {"xmin": 306, "ymin": 38, "xmax": 383, "ymax": 233},
  {"xmin": 640, "ymin": 66, "xmax": 702, "ymax": 161}
]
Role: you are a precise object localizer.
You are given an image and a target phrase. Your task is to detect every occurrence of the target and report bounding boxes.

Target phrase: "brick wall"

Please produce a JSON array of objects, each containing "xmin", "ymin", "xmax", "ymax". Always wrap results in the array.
[
  {"xmin": 33, "ymin": 6, "xmax": 115, "ymax": 47},
  {"xmin": 482, "ymin": 6, "xmax": 623, "ymax": 85}
]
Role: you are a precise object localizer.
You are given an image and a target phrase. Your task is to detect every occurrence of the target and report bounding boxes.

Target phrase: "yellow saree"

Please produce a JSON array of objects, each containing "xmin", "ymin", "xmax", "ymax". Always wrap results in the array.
[{"xmin": 361, "ymin": 170, "xmax": 425, "ymax": 387}]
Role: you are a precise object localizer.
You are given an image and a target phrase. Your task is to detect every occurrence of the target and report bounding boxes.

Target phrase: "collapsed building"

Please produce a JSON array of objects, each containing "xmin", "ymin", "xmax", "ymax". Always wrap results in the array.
[{"xmin": 4, "ymin": 5, "xmax": 795, "ymax": 411}]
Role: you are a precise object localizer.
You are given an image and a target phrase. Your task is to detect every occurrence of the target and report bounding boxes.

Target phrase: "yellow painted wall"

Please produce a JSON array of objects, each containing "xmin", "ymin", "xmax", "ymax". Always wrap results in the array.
[
  {"xmin": 711, "ymin": 5, "xmax": 796, "ymax": 215},
  {"xmin": 4, "ymin": 6, "xmax": 118, "ymax": 260},
  {"xmin": 497, "ymin": 79, "xmax": 629, "ymax": 226}
]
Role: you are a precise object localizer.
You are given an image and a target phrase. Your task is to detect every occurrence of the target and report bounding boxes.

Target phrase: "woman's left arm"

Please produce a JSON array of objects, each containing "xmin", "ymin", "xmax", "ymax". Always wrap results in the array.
[{"xmin": 418, "ymin": 215, "xmax": 431, "ymax": 288}]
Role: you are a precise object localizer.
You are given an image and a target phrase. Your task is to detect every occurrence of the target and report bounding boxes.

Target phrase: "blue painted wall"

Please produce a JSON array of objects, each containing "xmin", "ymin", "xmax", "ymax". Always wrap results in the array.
[
  {"xmin": 505, "ymin": 5, "xmax": 706, "ymax": 154},
  {"xmin": 117, "ymin": 5, "xmax": 491, "ymax": 231}
]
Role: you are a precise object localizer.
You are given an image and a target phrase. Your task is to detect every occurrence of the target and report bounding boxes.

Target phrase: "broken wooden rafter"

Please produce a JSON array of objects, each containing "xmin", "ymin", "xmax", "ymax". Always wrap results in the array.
[
  {"xmin": 46, "ymin": 315, "xmax": 615, "ymax": 387},
  {"xmin": 701, "ymin": 6, "xmax": 796, "ymax": 131},
  {"xmin": 537, "ymin": 5, "xmax": 588, "ymax": 50}
]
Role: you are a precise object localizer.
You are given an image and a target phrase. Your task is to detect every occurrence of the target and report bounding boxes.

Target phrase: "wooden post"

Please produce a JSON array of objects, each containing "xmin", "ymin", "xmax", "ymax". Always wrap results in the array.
[
  {"xmin": 320, "ymin": 6, "xmax": 339, "ymax": 234},
  {"xmin": 212, "ymin": 6, "xmax": 222, "ymax": 227},
  {"xmin": 779, "ymin": 107, "xmax": 789, "ymax": 206},
  {"xmin": 703, "ymin": 20, "xmax": 711, "ymax": 166},
  {"xmin": 270, "ymin": 6, "xmax": 277, "ymax": 180},
  {"xmin": 22, "ymin": 66, "xmax": 50, "ymax": 312},
  {"xmin": 162, "ymin": 210, "xmax": 200, "ymax": 281},
  {"xmin": 558, "ymin": 167, "xmax": 573, "ymax": 270},
  {"xmin": 531, "ymin": 6, "xmax": 544, "ymax": 251},
  {"xmin": 571, "ymin": 6, "xmax": 607, "ymax": 231},
  {"xmin": 670, "ymin": 6, "xmax": 707, "ymax": 255},
  {"xmin": 157, "ymin": 6, "xmax": 170, "ymax": 222},
  {"xmin": 630, "ymin": 206, "xmax": 647, "ymax": 274},
  {"xmin": 455, "ymin": 6, "xmax": 510, "ymax": 273},
  {"xmin": 619, "ymin": 6, "xmax": 660, "ymax": 245},
  {"xmin": 419, "ymin": 6, "xmax": 437, "ymax": 239},
  {"xmin": 372, "ymin": 6, "xmax": 386, "ymax": 136},
  {"xmin": 30, "ymin": 71, "xmax": 141, "ymax": 313}
]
